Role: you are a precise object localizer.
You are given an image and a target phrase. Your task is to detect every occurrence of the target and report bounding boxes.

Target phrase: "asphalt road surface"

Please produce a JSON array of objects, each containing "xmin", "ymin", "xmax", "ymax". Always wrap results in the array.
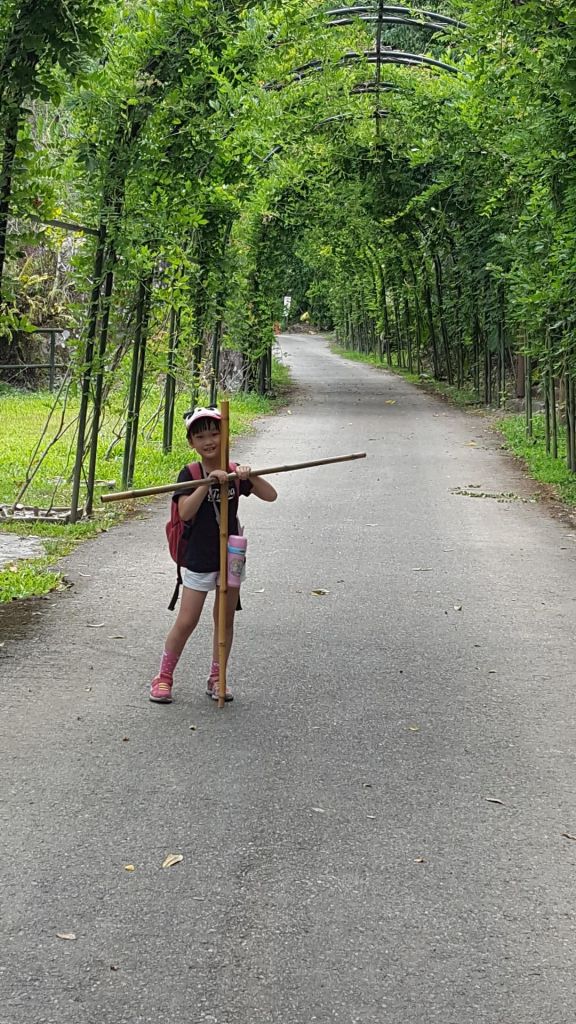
[{"xmin": 2, "ymin": 332, "xmax": 576, "ymax": 1024}]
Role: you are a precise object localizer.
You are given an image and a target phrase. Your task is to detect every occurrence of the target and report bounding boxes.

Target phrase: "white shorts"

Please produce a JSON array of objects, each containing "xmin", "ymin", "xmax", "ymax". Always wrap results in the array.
[{"xmin": 182, "ymin": 566, "xmax": 246, "ymax": 592}]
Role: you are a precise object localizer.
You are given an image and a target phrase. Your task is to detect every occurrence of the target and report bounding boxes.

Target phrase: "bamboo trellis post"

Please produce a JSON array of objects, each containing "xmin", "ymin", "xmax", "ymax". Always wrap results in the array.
[{"xmin": 218, "ymin": 400, "xmax": 230, "ymax": 709}]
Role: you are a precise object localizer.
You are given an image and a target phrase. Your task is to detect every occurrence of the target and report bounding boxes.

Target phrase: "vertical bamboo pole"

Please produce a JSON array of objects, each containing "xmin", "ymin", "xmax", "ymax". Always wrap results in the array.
[
  {"xmin": 163, "ymin": 306, "xmax": 179, "ymax": 453},
  {"xmin": 122, "ymin": 277, "xmax": 147, "ymax": 488},
  {"xmin": 126, "ymin": 273, "xmax": 153, "ymax": 488},
  {"xmin": 525, "ymin": 352, "xmax": 533, "ymax": 438},
  {"xmin": 218, "ymin": 400, "xmax": 230, "ymax": 708},
  {"xmin": 85, "ymin": 260, "xmax": 115, "ymax": 516},
  {"xmin": 70, "ymin": 224, "xmax": 106, "ymax": 522}
]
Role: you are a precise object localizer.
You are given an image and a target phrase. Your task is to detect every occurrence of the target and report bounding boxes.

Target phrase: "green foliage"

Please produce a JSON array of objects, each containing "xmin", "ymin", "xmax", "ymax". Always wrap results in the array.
[{"xmin": 0, "ymin": 560, "xmax": 62, "ymax": 601}]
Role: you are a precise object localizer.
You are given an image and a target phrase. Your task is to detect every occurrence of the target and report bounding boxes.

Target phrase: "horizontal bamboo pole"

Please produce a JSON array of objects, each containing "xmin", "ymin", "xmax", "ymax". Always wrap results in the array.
[{"xmin": 101, "ymin": 451, "xmax": 366, "ymax": 503}]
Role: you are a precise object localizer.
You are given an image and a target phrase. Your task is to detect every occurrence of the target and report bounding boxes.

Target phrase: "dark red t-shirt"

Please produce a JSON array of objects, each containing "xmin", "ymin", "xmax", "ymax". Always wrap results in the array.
[{"xmin": 173, "ymin": 463, "xmax": 252, "ymax": 572}]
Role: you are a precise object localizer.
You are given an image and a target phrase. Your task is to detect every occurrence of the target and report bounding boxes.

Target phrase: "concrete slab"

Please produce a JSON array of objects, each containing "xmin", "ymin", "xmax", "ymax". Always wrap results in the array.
[{"xmin": 0, "ymin": 531, "xmax": 45, "ymax": 568}]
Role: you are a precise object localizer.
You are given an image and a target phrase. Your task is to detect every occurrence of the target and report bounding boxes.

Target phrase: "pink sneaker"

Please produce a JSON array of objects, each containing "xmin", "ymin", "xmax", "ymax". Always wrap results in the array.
[
  {"xmin": 206, "ymin": 675, "xmax": 234, "ymax": 702},
  {"xmin": 149, "ymin": 675, "xmax": 173, "ymax": 703}
]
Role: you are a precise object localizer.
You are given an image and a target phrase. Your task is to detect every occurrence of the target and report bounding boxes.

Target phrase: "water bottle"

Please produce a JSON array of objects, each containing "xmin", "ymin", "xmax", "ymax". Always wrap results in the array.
[{"xmin": 227, "ymin": 535, "xmax": 247, "ymax": 587}]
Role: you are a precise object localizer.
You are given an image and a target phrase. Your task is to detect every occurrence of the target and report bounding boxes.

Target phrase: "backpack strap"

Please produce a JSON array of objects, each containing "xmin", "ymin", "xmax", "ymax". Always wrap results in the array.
[
  {"xmin": 168, "ymin": 463, "xmax": 203, "ymax": 611},
  {"xmin": 208, "ymin": 462, "xmax": 241, "ymax": 528}
]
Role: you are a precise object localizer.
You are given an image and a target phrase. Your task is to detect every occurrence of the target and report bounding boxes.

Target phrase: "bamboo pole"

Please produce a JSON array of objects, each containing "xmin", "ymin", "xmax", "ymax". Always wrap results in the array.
[
  {"xmin": 218, "ymin": 401, "xmax": 230, "ymax": 709},
  {"xmin": 101, "ymin": 452, "xmax": 366, "ymax": 503}
]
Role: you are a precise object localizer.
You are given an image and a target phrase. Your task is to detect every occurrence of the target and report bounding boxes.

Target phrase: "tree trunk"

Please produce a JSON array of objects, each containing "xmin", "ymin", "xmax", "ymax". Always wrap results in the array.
[
  {"xmin": 0, "ymin": 103, "xmax": 21, "ymax": 299},
  {"xmin": 433, "ymin": 252, "xmax": 453, "ymax": 384},
  {"xmin": 423, "ymin": 276, "xmax": 439, "ymax": 379},
  {"xmin": 85, "ymin": 258, "xmax": 116, "ymax": 515},
  {"xmin": 122, "ymin": 273, "xmax": 153, "ymax": 488},
  {"xmin": 70, "ymin": 226, "xmax": 107, "ymax": 522},
  {"xmin": 163, "ymin": 306, "xmax": 180, "ymax": 453}
]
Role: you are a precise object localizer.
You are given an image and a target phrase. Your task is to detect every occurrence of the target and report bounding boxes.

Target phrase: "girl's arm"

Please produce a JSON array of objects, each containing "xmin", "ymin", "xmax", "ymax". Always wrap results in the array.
[
  {"xmin": 177, "ymin": 482, "xmax": 210, "ymax": 522},
  {"xmin": 177, "ymin": 477, "xmax": 215, "ymax": 521},
  {"xmin": 236, "ymin": 465, "xmax": 277, "ymax": 502}
]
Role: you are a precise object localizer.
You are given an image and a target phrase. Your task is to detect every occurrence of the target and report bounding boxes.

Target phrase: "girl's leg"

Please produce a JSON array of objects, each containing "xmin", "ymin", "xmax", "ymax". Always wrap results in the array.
[
  {"xmin": 151, "ymin": 588, "xmax": 208, "ymax": 702},
  {"xmin": 166, "ymin": 586, "xmax": 208, "ymax": 658}
]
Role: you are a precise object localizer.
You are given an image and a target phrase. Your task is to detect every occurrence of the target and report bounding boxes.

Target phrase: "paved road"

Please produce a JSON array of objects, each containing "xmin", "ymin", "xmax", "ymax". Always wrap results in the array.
[{"xmin": 2, "ymin": 333, "xmax": 576, "ymax": 1024}]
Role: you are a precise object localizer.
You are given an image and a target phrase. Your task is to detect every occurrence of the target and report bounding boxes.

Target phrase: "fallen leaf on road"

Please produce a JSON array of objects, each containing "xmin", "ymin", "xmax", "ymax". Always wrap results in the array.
[
  {"xmin": 87, "ymin": 622, "xmax": 105, "ymax": 628},
  {"xmin": 412, "ymin": 567, "xmax": 433, "ymax": 572},
  {"xmin": 561, "ymin": 833, "xmax": 576, "ymax": 842},
  {"xmin": 311, "ymin": 807, "xmax": 325, "ymax": 814},
  {"xmin": 311, "ymin": 589, "xmax": 329, "ymax": 596},
  {"xmin": 454, "ymin": 605, "xmax": 463, "ymax": 611},
  {"xmin": 485, "ymin": 797, "xmax": 504, "ymax": 805},
  {"xmin": 124, "ymin": 864, "xmax": 135, "ymax": 872},
  {"xmin": 110, "ymin": 965, "xmax": 119, "ymax": 971},
  {"xmin": 414, "ymin": 857, "xmax": 426, "ymax": 864},
  {"xmin": 56, "ymin": 932, "xmax": 76, "ymax": 941},
  {"xmin": 408, "ymin": 725, "xmax": 420, "ymax": 732},
  {"xmin": 367, "ymin": 814, "xmax": 376, "ymax": 820},
  {"xmin": 162, "ymin": 854, "xmax": 183, "ymax": 868},
  {"xmin": 78, "ymin": 573, "xmax": 92, "ymax": 578},
  {"xmin": 189, "ymin": 725, "xmax": 197, "ymax": 731},
  {"xmin": 385, "ymin": 400, "xmax": 396, "ymax": 405},
  {"xmin": 108, "ymin": 635, "xmax": 126, "ymax": 640}
]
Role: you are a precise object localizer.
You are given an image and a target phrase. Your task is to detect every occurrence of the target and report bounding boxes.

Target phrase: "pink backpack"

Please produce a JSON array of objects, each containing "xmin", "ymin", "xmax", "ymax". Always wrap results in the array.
[{"xmin": 166, "ymin": 461, "xmax": 239, "ymax": 609}]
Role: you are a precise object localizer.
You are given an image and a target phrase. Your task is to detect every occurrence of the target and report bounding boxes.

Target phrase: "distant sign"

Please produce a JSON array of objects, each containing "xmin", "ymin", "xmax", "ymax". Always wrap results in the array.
[{"xmin": 283, "ymin": 295, "xmax": 292, "ymax": 314}]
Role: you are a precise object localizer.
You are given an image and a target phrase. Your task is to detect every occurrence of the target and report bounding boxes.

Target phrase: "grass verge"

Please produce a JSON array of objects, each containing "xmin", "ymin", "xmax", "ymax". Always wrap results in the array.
[
  {"xmin": 0, "ymin": 360, "xmax": 291, "ymax": 602},
  {"xmin": 496, "ymin": 414, "xmax": 576, "ymax": 507}
]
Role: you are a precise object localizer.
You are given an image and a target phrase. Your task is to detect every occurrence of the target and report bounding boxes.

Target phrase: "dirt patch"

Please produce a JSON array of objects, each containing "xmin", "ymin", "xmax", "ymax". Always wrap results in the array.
[{"xmin": 0, "ymin": 593, "xmax": 47, "ymax": 648}]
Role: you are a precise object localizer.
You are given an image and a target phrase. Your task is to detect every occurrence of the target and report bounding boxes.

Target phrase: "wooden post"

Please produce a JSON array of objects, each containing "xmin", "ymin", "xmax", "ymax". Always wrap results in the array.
[{"xmin": 218, "ymin": 400, "xmax": 230, "ymax": 708}]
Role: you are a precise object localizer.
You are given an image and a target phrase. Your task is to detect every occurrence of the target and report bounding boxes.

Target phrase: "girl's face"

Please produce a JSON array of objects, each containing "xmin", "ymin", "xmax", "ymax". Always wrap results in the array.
[{"xmin": 189, "ymin": 424, "xmax": 220, "ymax": 459}]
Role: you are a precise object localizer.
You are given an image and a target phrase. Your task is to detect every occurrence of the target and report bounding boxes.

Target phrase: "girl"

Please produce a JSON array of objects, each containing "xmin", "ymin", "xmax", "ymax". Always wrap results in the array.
[{"xmin": 150, "ymin": 407, "xmax": 277, "ymax": 703}]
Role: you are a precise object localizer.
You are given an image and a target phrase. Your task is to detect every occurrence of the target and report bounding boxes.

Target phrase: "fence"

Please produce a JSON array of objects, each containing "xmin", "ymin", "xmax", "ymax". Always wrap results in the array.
[{"xmin": 0, "ymin": 327, "xmax": 71, "ymax": 390}]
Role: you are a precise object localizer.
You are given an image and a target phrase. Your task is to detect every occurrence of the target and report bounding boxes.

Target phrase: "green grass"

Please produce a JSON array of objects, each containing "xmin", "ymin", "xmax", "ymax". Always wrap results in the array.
[
  {"xmin": 0, "ymin": 360, "xmax": 291, "ymax": 602},
  {"xmin": 497, "ymin": 413, "xmax": 576, "ymax": 507},
  {"xmin": 330, "ymin": 343, "xmax": 480, "ymax": 408}
]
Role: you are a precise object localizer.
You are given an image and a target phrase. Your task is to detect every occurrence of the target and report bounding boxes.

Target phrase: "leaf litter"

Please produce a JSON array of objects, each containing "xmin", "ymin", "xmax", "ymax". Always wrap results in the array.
[{"xmin": 162, "ymin": 854, "xmax": 184, "ymax": 868}]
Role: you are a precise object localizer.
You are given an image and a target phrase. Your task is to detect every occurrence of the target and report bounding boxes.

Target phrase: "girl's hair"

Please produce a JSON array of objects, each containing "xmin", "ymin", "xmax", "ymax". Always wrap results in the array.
[
  {"xmin": 188, "ymin": 416, "xmax": 220, "ymax": 437},
  {"xmin": 183, "ymin": 406, "xmax": 221, "ymax": 437}
]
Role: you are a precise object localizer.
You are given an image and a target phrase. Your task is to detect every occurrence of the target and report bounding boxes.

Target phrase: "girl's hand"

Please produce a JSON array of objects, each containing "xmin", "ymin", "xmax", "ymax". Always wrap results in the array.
[
  {"xmin": 235, "ymin": 464, "xmax": 252, "ymax": 480},
  {"xmin": 208, "ymin": 470, "xmax": 230, "ymax": 485}
]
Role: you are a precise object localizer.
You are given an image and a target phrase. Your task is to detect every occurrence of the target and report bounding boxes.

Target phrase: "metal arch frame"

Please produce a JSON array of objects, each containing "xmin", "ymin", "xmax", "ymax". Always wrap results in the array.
[
  {"xmin": 325, "ymin": 6, "xmax": 465, "ymax": 30},
  {"xmin": 262, "ymin": 3, "xmax": 465, "ymax": 138},
  {"xmin": 328, "ymin": 15, "xmax": 459, "ymax": 31},
  {"xmin": 264, "ymin": 48, "xmax": 459, "ymax": 90}
]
